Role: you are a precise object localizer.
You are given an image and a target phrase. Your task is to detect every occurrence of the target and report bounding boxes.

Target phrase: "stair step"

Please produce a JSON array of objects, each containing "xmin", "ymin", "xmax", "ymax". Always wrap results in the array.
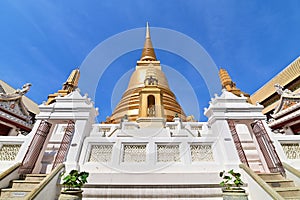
[
  {"xmin": 274, "ymin": 187, "xmax": 300, "ymax": 192},
  {"xmin": 257, "ymin": 173, "xmax": 284, "ymax": 180},
  {"xmin": 285, "ymin": 196, "xmax": 300, "ymax": 200},
  {"xmin": 244, "ymin": 150, "xmax": 260, "ymax": 160},
  {"xmin": 0, "ymin": 189, "xmax": 31, "ymax": 198},
  {"xmin": 240, "ymin": 140, "xmax": 254, "ymax": 143},
  {"xmin": 24, "ymin": 173, "xmax": 47, "ymax": 181},
  {"xmin": 82, "ymin": 187, "xmax": 223, "ymax": 198},
  {"xmin": 82, "ymin": 198, "xmax": 223, "ymax": 200},
  {"xmin": 11, "ymin": 180, "xmax": 40, "ymax": 190},
  {"xmin": 247, "ymin": 159, "xmax": 261, "ymax": 163},
  {"xmin": 265, "ymin": 179, "xmax": 295, "ymax": 187},
  {"xmin": 244, "ymin": 153, "xmax": 260, "ymax": 159},
  {"xmin": 241, "ymin": 144, "xmax": 256, "ymax": 150},
  {"xmin": 249, "ymin": 163, "xmax": 265, "ymax": 173},
  {"xmin": 274, "ymin": 187, "xmax": 300, "ymax": 198}
]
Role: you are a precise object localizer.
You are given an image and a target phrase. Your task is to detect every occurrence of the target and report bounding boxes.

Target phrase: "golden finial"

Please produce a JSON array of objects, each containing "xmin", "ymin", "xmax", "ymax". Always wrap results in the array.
[
  {"xmin": 46, "ymin": 68, "xmax": 80, "ymax": 105},
  {"xmin": 140, "ymin": 22, "xmax": 157, "ymax": 61},
  {"xmin": 146, "ymin": 22, "xmax": 150, "ymax": 39},
  {"xmin": 219, "ymin": 68, "xmax": 251, "ymax": 103},
  {"xmin": 62, "ymin": 68, "xmax": 80, "ymax": 93},
  {"xmin": 219, "ymin": 68, "xmax": 236, "ymax": 90}
]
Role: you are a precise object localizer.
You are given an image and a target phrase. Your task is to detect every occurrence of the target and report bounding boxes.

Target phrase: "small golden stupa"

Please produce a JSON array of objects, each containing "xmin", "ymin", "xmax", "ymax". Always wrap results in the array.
[{"xmin": 219, "ymin": 68, "xmax": 251, "ymax": 103}]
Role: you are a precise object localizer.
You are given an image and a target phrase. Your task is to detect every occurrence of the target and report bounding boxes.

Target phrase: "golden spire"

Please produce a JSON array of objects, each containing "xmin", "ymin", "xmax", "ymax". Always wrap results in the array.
[
  {"xmin": 219, "ymin": 68, "xmax": 251, "ymax": 102},
  {"xmin": 219, "ymin": 68, "xmax": 236, "ymax": 90},
  {"xmin": 140, "ymin": 22, "xmax": 157, "ymax": 61},
  {"xmin": 62, "ymin": 68, "xmax": 80, "ymax": 93},
  {"xmin": 46, "ymin": 69, "xmax": 80, "ymax": 105}
]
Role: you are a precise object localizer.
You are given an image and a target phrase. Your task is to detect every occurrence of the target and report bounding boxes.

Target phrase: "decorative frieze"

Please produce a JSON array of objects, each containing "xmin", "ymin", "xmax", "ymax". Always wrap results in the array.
[
  {"xmin": 190, "ymin": 144, "xmax": 213, "ymax": 162},
  {"xmin": 157, "ymin": 144, "xmax": 180, "ymax": 162},
  {"xmin": 0, "ymin": 101, "xmax": 26, "ymax": 118},
  {"xmin": 0, "ymin": 110, "xmax": 33, "ymax": 129},
  {"xmin": 0, "ymin": 144, "xmax": 21, "ymax": 161},
  {"xmin": 281, "ymin": 143, "xmax": 300, "ymax": 159},
  {"xmin": 122, "ymin": 144, "xmax": 146, "ymax": 163},
  {"xmin": 88, "ymin": 145, "xmax": 113, "ymax": 162}
]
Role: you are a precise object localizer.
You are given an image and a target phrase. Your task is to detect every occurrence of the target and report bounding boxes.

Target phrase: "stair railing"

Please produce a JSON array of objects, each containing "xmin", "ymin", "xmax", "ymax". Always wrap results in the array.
[
  {"xmin": 239, "ymin": 163, "xmax": 284, "ymax": 200},
  {"xmin": 251, "ymin": 120, "xmax": 285, "ymax": 176},
  {"xmin": 19, "ymin": 120, "xmax": 52, "ymax": 175},
  {"xmin": 282, "ymin": 162, "xmax": 300, "ymax": 178},
  {"xmin": 0, "ymin": 162, "xmax": 21, "ymax": 188},
  {"xmin": 24, "ymin": 163, "xmax": 65, "ymax": 200},
  {"xmin": 227, "ymin": 120, "xmax": 249, "ymax": 167},
  {"xmin": 282, "ymin": 162, "xmax": 300, "ymax": 186},
  {"xmin": 52, "ymin": 120, "xmax": 75, "ymax": 170}
]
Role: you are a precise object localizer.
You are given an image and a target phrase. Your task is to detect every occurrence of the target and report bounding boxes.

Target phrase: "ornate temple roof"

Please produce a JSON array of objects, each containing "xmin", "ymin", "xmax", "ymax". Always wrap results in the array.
[
  {"xmin": 269, "ymin": 84, "xmax": 300, "ymax": 129},
  {"xmin": 0, "ymin": 82, "xmax": 35, "ymax": 132},
  {"xmin": 0, "ymin": 80, "xmax": 39, "ymax": 115},
  {"xmin": 272, "ymin": 84, "xmax": 300, "ymax": 115}
]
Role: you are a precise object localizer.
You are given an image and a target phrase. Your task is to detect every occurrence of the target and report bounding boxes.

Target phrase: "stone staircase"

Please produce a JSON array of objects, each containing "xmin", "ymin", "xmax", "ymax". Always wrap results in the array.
[
  {"xmin": 237, "ymin": 127, "xmax": 265, "ymax": 172},
  {"xmin": 80, "ymin": 172, "xmax": 226, "ymax": 199},
  {"xmin": 258, "ymin": 172, "xmax": 300, "ymax": 199},
  {"xmin": 241, "ymin": 140, "xmax": 265, "ymax": 172},
  {"xmin": 233, "ymin": 125, "xmax": 265, "ymax": 173},
  {"xmin": 0, "ymin": 174, "xmax": 47, "ymax": 199},
  {"xmin": 40, "ymin": 141, "xmax": 60, "ymax": 174},
  {"xmin": 81, "ymin": 183, "xmax": 224, "ymax": 199}
]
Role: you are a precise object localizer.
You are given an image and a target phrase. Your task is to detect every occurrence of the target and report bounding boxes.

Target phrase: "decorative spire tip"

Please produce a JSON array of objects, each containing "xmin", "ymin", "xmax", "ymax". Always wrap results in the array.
[{"xmin": 146, "ymin": 22, "xmax": 150, "ymax": 39}]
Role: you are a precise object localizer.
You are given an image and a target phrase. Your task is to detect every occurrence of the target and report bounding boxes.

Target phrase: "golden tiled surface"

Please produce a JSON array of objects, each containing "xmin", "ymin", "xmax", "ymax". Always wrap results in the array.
[{"xmin": 250, "ymin": 57, "xmax": 300, "ymax": 106}]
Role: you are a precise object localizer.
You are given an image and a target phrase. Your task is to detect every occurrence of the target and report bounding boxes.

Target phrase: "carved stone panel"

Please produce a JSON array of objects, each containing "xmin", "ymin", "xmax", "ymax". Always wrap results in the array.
[
  {"xmin": 0, "ymin": 144, "xmax": 21, "ymax": 161},
  {"xmin": 88, "ymin": 145, "xmax": 113, "ymax": 162},
  {"xmin": 157, "ymin": 144, "xmax": 180, "ymax": 162},
  {"xmin": 190, "ymin": 144, "xmax": 213, "ymax": 162},
  {"xmin": 281, "ymin": 143, "xmax": 300, "ymax": 159},
  {"xmin": 122, "ymin": 144, "xmax": 146, "ymax": 163}
]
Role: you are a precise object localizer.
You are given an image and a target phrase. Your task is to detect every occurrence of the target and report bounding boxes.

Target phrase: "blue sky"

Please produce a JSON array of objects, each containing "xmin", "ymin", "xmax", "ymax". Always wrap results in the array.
[{"xmin": 1, "ymin": 1, "xmax": 300, "ymax": 122}]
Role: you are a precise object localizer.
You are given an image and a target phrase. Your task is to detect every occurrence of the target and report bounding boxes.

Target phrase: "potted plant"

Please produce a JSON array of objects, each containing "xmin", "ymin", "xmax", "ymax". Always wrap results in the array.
[
  {"xmin": 219, "ymin": 169, "xmax": 248, "ymax": 200},
  {"xmin": 60, "ymin": 170, "xmax": 89, "ymax": 199}
]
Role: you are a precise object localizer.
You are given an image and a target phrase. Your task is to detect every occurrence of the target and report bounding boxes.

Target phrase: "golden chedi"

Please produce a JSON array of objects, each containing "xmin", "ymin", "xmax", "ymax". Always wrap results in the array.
[{"xmin": 108, "ymin": 23, "xmax": 186, "ymax": 123}]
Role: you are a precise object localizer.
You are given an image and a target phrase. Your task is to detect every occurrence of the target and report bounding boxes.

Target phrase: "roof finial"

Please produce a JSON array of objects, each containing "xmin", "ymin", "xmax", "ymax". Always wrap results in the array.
[
  {"xmin": 46, "ymin": 68, "xmax": 80, "ymax": 105},
  {"xmin": 146, "ymin": 22, "xmax": 150, "ymax": 39},
  {"xmin": 140, "ymin": 22, "xmax": 157, "ymax": 61},
  {"xmin": 219, "ymin": 68, "xmax": 251, "ymax": 103},
  {"xmin": 63, "ymin": 68, "xmax": 80, "ymax": 92}
]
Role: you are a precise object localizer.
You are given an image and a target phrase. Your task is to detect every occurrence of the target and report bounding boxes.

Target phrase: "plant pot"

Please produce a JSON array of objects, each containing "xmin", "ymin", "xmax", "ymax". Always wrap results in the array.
[
  {"xmin": 59, "ymin": 189, "xmax": 83, "ymax": 200},
  {"xmin": 222, "ymin": 188, "xmax": 248, "ymax": 200}
]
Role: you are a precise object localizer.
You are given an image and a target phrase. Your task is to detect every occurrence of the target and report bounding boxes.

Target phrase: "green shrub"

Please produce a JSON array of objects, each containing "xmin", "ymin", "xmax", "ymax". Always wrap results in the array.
[
  {"xmin": 62, "ymin": 170, "xmax": 89, "ymax": 191},
  {"xmin": 219, "ymin": 169, "xmax": 244, "ymax": 190}
]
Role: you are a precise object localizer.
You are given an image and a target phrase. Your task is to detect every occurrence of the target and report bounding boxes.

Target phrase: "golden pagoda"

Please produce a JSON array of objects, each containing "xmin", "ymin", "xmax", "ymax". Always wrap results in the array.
[
  {"xmin": 46, "ymin": 68, "xmax": 80, "ymax": 105},
  {"xmin": 219, "ymin": 68, "xmax": 251, "ymax": 103},
  {"xmin": 108, "ymin": 23, "xmax": 186, "ymax": 123}
]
